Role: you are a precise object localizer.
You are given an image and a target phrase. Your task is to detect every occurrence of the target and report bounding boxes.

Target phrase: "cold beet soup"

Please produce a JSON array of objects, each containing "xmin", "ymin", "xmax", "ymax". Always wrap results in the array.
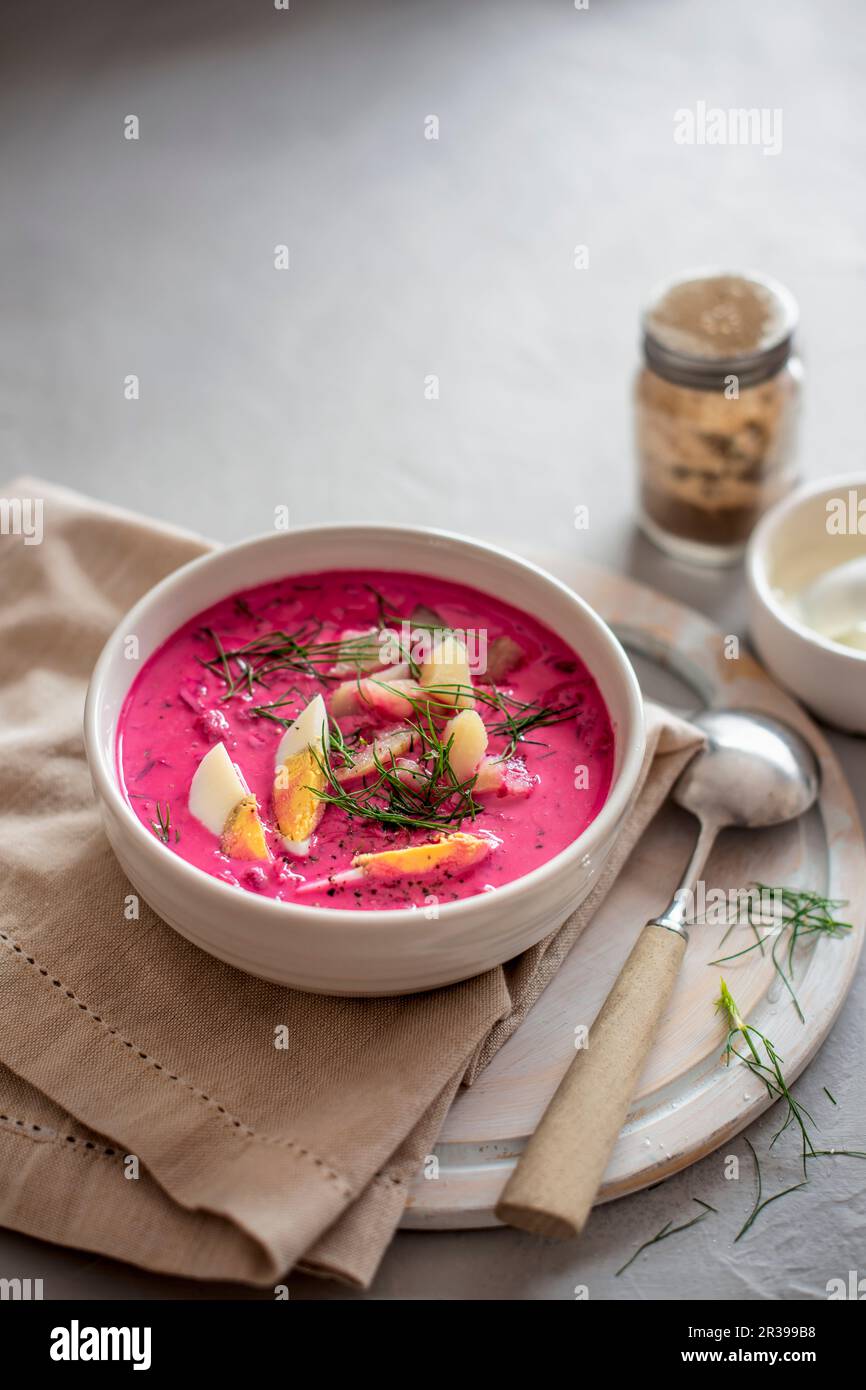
[{"xmin": 117, "ymin": 570, "xmax": 615, "ymax": 910}]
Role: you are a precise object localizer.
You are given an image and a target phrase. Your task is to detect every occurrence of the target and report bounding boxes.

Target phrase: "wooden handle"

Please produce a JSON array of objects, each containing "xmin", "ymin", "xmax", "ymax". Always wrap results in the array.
[{"xmin": 495, "ymin": 922, "xmax": 687, "ymax": 1239}]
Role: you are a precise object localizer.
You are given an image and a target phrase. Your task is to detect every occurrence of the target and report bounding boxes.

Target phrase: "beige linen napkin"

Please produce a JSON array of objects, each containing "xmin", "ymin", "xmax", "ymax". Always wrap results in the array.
[{"xmin": 0, "ymin": 478, "xmax": 703, "ymax": 1288}]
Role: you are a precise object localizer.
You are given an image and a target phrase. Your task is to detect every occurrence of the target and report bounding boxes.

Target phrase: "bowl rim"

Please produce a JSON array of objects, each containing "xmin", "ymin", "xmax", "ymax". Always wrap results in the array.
[
  {"xmin": 746, "ymin": 471, "xmax": 866, "ymax": 664},
  {"xmin": 84, "ymin": 523, "xmax": 646, "ymax": 932}
]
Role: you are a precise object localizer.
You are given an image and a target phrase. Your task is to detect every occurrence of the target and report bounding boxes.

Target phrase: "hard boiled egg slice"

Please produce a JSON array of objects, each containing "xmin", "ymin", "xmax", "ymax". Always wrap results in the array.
[
  {"xmin": 222, "ymin": 797, "xmax": 271, "ymax": 861},
  {"xmin": 296, "ymin": 831, "xmax": 494, "ymax": 891},
  {"xmin": 274, "ymin": 693, "xmax": 328, "ymax": 766},
  {"xmin": 189, "ymin": 742, "xmax": 270, "ymax": 861},
  {"xmin": 189, "ymin": 741, "xmax": 250, "ymax": 834},
  {"xmin": 352, "ymin": 832, "xmax": 492, "ymax": 881},
  {"xmin": 273, "ymin": 694, "xmax": 329, "ymax": 856}
]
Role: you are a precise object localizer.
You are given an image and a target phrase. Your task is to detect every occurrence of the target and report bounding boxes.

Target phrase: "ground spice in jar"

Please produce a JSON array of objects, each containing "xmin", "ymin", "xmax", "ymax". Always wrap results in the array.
[{"xmin": 635, "ymin": 271, "xmax": 801, "ymax": 565}]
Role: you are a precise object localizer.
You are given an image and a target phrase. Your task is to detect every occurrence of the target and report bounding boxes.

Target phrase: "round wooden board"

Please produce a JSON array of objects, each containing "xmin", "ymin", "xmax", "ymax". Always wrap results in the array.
[{"xmin": 401, "ymin": 559, "xmax": 866, "ymax": 1230}]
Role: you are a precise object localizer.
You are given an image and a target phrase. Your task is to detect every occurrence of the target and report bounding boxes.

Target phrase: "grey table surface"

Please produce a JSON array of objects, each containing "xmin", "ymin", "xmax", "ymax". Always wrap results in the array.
[{"xmin": 2, "ymin": 0, "xmax": 864, "ymax": 1300}]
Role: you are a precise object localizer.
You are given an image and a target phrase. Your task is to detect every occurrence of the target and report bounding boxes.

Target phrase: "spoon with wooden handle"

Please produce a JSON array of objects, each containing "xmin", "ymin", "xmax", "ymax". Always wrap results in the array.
[{"xmin": 495, "ymin": 708, "xmax": 820, "ymax": 1240}]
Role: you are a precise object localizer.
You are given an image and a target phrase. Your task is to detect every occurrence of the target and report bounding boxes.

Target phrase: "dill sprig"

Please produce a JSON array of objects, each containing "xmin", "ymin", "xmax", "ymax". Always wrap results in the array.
[
  {"xmin": 201, "ymin": 597, "xmax": 585, "ymax": 764},
  {"xmin": 486, "ymin": 692, "xmax": 584, "ymax": 755},
  {"xmin": 309, "ymin": 710, "xmax": 484, "ymax": 836},
  {"xmin": 250, "ymin": 670, "xmax": 582, "ymax": 764},
  {"xmin": 200, "ymin": 588, "xmax": 447, "ymax": 699},
  {"xmin": 202, "ymin": 617, "xmax": 583, "ymax": 757},
  {"xmin": 615, "ymin": 1199, "xmax": 716, "ymax": 1277},
  {"xmin": 362, "ymin": 585, "xmax": 444, "ymax": 634},
  {"xmin": 713, "ymin": 983, "xmax": 866, "ymax": 1241},
  {"xmin": 327, "ymin": 718, "xmax": 358, "ymax": 770},
  {"xmin": 363, "ymin": 584, "xmax": 392, "ymax": 628},
  {"xmin": 150, "ymin": 801, "xmax": 177, "ymax": 844},
  {"xmin": 735, "ymin": 1137, "xmax": 806, "ymax": 1242},
  {"xmin": 199, "ymin": 624, "xmax": 385, "ymax": 699},
  {"xmin": 712, "ymin": 885, "xmax": 852, "ymax": 1024},
  {"xmin": 248, "ymin": 688, "xmax": 308, "ymax": 726},
  {"xmin": 715, "ymin": 979, "xmax": 816, "ymax": 1176},
  {"xmin": 370, "ymin": 678, "xmax": 584, "ymax": 759},
  {"xmin": 808, "ymin": 1148, "xmax": 866, "ymax": 1159}
]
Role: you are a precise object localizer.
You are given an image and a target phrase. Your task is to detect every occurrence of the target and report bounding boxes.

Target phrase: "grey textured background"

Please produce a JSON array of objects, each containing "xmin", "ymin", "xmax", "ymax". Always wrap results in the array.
[{"xmin": 1, "ymin": 0, "xmax": 864, "ymax": 1300}]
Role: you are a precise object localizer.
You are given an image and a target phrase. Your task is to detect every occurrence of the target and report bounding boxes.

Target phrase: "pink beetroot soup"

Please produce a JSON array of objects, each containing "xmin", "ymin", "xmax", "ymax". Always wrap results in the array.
[{"xmin": 117, "ymin": 569, "xmax": 615, "ymax": 910}]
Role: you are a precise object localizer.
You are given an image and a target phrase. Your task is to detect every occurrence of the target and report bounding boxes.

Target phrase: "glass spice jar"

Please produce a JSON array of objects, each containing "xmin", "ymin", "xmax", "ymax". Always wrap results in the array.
[{"xmin": 635, "ymin": 269, "xmax": 801, "ymax": 566}]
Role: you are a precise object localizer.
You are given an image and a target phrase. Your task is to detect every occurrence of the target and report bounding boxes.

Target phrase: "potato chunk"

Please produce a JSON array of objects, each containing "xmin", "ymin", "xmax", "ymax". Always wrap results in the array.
[
  {"xmin": 335, "ymin": 727, "xmax": 416, "ymax": 785},
  {"xmin": 273, "ymin": 748, "xmax": 326, "ymax": 855},
  {"xmin": 442, "ymin": 708, "xmax": 488, "ymax": 783},
  {"xmin": 419, "ymin": 633, "xmax": 474, "ymax": 712}
]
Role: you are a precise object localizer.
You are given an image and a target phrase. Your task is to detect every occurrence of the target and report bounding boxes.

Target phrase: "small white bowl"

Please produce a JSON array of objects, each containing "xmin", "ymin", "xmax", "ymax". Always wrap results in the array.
[
  {"xmin": 84, "ymin": 526, "xmax": 645, "ymax": 995},
  {"xmin": 747, "ymin": 473, "xmax": 866, "ymax": 734}
]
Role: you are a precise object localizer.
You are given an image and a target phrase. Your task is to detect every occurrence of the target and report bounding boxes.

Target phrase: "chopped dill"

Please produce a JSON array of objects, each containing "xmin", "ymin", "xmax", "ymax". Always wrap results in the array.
[
  {"xmin": 712, "ymin": 885, "xmax": 852, "ymax": 1023},
  {"xmin": 150, "ymin": 801, "xmax": 176, "ymax": 844},
  {"xmin": 615, "ymin": 1199, "xmax": 715, "ymax": 1276},
  {"xmin": 309, "ymin": 709, "xmax": 484, "ymax": 836},
  {"xmin": 735, "ymin": 1137, "xmax": 806, "ymax": 1242},
  {"xmin": 198, "ymin": 598, "xmax": 586, "ymax": 832},
  {"xmin": 198, "ymin": 625, "xmax": 384, "ymax": 697},
  {"xmin": 807, "ymin": 1147, "xmax": 866, "ymax": 1159},
  {"xmin": 200, "ymin": 599, "xmax": 584, "ymax": 763},
  {"xmin": 363, "ymin": 583, "xmax": 392, "ymax": 628},
  {"xmin": 712, "ymin": 982, "xmax": 866, "ymax": 1245},
  {"xmin": 715, "ymin": 979, "xmax": 816, "ymax": 1176},
  {"xmin": 248, "ymin": 688, "xmax": 308, "ymax": 726},
  {"xmin": 370, "ymin": 678, "xmax": 584, "ymax": 759}
]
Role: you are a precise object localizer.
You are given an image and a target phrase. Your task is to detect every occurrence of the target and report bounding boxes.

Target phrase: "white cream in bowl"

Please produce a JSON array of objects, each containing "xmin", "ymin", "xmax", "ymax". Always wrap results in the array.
[
  {"xmin": 747, "ymin": 476, "xmax": 866, "ymax": 733},
  {"xmin": 785, "ymin": 554, "xmax": 866, "ymax": 653}
]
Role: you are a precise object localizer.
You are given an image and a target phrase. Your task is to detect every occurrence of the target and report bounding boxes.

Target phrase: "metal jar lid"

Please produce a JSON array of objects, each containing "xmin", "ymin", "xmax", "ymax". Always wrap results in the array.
[{"xmin": 641, "ymin": 268, "xmax": 799, "ymax": 391}]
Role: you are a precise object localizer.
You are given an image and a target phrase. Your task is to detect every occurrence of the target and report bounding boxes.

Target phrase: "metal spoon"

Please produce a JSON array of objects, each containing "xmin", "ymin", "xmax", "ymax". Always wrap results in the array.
[{"xmin": 496, "ymin": 708, "xmax": 820, "ymax": 1240}]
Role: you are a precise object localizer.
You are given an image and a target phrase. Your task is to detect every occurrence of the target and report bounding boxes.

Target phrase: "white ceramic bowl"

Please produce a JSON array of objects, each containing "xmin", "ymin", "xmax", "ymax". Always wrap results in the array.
[
  {"xmin": 747, "ymin": 473, "xmax": 866, "ymax": 734},
  {"xmin": 84, "ymin": 526, "xmax": 645, "ymax": 995}
]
